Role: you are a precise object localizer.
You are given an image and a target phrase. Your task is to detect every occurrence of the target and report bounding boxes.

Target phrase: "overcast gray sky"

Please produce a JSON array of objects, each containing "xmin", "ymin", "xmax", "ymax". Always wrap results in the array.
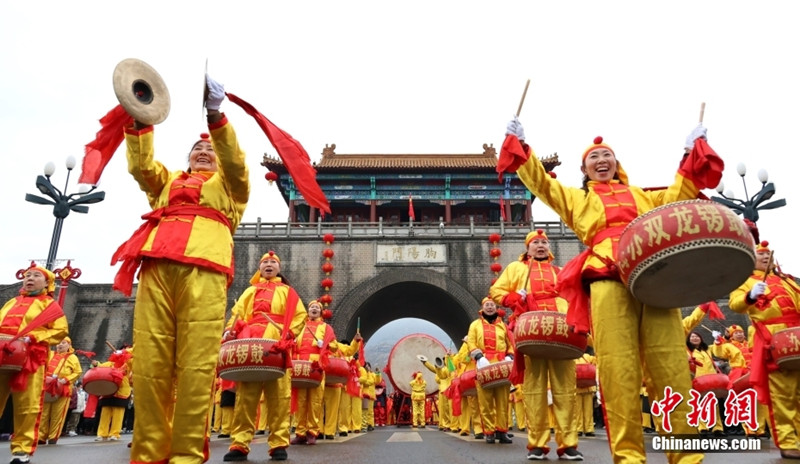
[{"xmin": 2, "ymin": 1, "xmax": 798, "ymax": 285}]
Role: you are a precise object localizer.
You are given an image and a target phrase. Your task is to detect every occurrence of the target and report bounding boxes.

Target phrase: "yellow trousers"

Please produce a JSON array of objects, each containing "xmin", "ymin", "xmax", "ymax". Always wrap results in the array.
[
  {"xmin": 97, "ymin": 405, "xmax": 125, "ymax": 439},
  {"xmin": 349, "ymin": 394, "xmax": 362, "ymax": 431},
  {"xmin": 230, "ymin": 371, "xmax": 291, "ymax": 454},
  {"xmin": 257, "ymin": 391, "xmax": 268, "ymax": 432},
  {"xmin": 523, "ymin": 356, "xmax": 577, "ymax": 451},
  {"xmin": 575, "ymin": 392, "xmax": 595, "ymax": 434},
  {"xmin": 362, "ymin": 398, "xmax": 375, "ymax": 429},
  {"xmin": 745, "ymin": 402, "xmax": 768, "ymax": 436},
  {"xmin": 295, "ymin": 377, "xmax": 325, "ymax": 437},
  {"xmin": 591, "ymin": 280, "xmax": 703, "ymax": 464},
  {"xmin": 476, "ymin": 382, "xmax": 510, "ymax": 434},
  {"xmin": 437, "ymin": 393, "xmax": 452, "ymax": 430},
  {"xmin": 0, "ymin": 367, "xmax": 45, "ymax": 456},
  {"xmin": 459, "ymin": 396, "xmax": 481, "ymax": 434},
  {"xmin": 322, "ymin": 386, "xmax": 341, "ymax": 436},
  {"xmin": 40, "ymin": 394, "xmax": 70, "ymax": 441},
  {"xmin": 130, "ymin": 260, "xmax": 226, "ymax": 464},
  {"xmin": 513, "ymin": 400, "xmax": 526, "ymax": 431},
  {"xmin": 412, "ymin": 399, "xmax": 425, "ymax": 427},
  {"xmin": 337, "ymin": 393, "xmax": 353, "ymax": 433},
  {"xmin": 766, "ymin": 368, "xmax": 800, "ymax": 450}
]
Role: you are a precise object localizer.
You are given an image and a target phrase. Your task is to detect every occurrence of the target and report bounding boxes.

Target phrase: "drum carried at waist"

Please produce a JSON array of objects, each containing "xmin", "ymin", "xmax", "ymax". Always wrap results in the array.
[
  {"xmin": 217, "ymin": 338, "xmax": 285, "ymax": 382},
  {"xmin": 514, "ymin": 311, "xmax": 587, "ymax": 360},
  {"xmin": 770, "ymin": 327, "xmax": 800, "ymax": 371},
  {"xmin": 459, "ymin": 370, "xmax": 477, "ymax": 397},
  {"xmin": 617, "ymin": 200, "xmax": 756, "ymax": 309},
  {"xmin": 692, "ymin": 373, "xmax": 730, "ymax": 399},
  {"xmin": 83, "ymin": 367, "xmax": 122, "ymax": 397},
  {"xmin": 0, "ymin": 335, "xmax": 27, "ymax": 373},
  {"xmin": 476, "ymin": 360, "xmax": 513, "ymax": 390},
  {"xmin": 731, "ymin": 372, "xmax": 751, "ymax": 393},
  {"xmin": 576, "ymin": 363, "xmax": 597, "ymax": 388},
  {"xmin": 324, "ymin": 357, "xmax": 350, "ymax": 385},
  {"xmin": 291, "ymin": 359, "xmax": 323, "ymax": 389}
]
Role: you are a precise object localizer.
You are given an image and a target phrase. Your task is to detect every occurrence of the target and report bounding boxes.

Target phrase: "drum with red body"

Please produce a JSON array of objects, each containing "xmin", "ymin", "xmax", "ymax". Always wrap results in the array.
[
  {"xmin": 617, "ymin": 200, "xmax": 756, "ymax": 309},
  {"xmin": 476, "ymin": 360, "xmax": 513, "ymax": 390},
  {"xmin": 514, "ymin": 311, "xmax": 587, "ymax": 360},
  {"xmin": 291, "ymin": 359, "xmax": 323, "ymax": 389},
  {"xmin": 324, "ymin": 357, "xmax": 350, "ymax": 385},
  {"xmin": 770, "ymin": 327, "xmax": 800, "ymax": 371},
  {"xmin": 83, "ymin": 367, "xmax": 122, "ymax": 396},
  {"xmin": 576, "ymin": 363, "xmax": 597, "ymax": 388},
  {"xmin": 43, "ymin": 377, "xmax": 64, "ymax": 403},
  {"xmin": 217, "ymin": 338, "xmax": 285, "ymax": 382},
  {"xmin": 385, "ymin": 333, "xmax": 445, "ymax": 397},
  {"xmin": 731, "ymin": 372, "xmax": 751, "ymax": 393},
  {"xmin": 692, "ymin": 373, "xmax": 730, "ymax": 399},
  {"xmin": 459, "ymin": 370, "xmax": 477, "ymax": 397},
  {"xmin": 0, "ymin": 335, "xmax": 27, "ymax": 373}
]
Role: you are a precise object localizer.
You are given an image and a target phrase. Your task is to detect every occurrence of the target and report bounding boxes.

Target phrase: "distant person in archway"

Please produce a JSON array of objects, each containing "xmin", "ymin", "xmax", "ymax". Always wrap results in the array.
[{"xmin": 409, "ymin": 372, "xmax": 427, "ymax": 428}]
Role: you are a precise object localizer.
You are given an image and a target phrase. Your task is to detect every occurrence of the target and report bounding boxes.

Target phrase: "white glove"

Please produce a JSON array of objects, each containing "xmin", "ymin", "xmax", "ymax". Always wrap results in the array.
[
  {"xmin": 52, "ymin": 374, "xmax": 58, "ymax": 379},
  {"xmin": 206, "ymin": 74, "xmax": 226, "ymax": 111},
  {"xmin": 711, "ymin": 330, "xmax": 721, "ymax": 339},
  {"xmin": 505, "ymin": 116, "xmax": 526, "ymax": 141},
  {"xmin": 316, "ymin": 339, "xmax": 324, "ymax": 348},
  {"xmin": 749, "ymin": 281, "xmax": 767, "ymax": 300},
  {"xmin": 684, "ymin": 124, "xmax": 707, "ymax": 149},
  {"xmin": 516, "ymin": 289, "xmax": 527, "ymax": 299},
  {"xmin": 21, "ymin": 336, "xmax": 30, "ymax": 344},
  {"xmin": 58, "ymin": 378, "xmax": 67, "ymax": 385},
  {"xmin": 477, "ymin": 357, "xmax": 491, "ymax": 369},
  {"xmin": 504, "ymin": 355, "xmax": 513, "ymax": 362}
]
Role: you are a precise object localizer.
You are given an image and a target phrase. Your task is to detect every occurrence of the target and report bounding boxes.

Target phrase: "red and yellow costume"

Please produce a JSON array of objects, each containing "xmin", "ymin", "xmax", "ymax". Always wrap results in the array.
[
  {"xmin": 452, "ymin": 341, "xmax": 481, "ymax": 436},
  {"xmin": 410, "ymin": 372, "xmax": 427, "ymax": 427},
  {"xmin": 686, "ymin": 333, "xmax": 723, "ymax": 434},
  {"xmin": 728, "ymin": 243, "xmax": 800, "ymax": 454},
  {"xmin": 117, "ymin": 116, "xmax": 249, "ymax": 464},
  {"xmin": 360, "ymin": 366, "xmax": 378, "ymax": 430},
  {"xmin": 39, "ymin": 338, "xmax": 82, "ymax": 444},
  {"xmin": 322, "ymin": 340, "xmax": 358, "ymax": 438},
  {"xmin": 225, "ymin": 256, "xmax": 307, "ymax": 459},
  {"xmin": 0, "ymin": 265, "xmax": 68, "ymax": 459},
  {"xmin": 422, "ymin": 358, "xmax": 453, "ymax": 431},
  {"xmin": 574, "ymin": 354, "xmax": 597, "ymax": 436},
  {"xmin": 95, "ymin": 347, "xmax": 133, "ymax": 440},
  {"xmin": 514, "ymin": 134, "xmax": 716, "ymax": 463},
  {"xmin": 490, "ymin": 230, "xmax": 578, "ymax": 456}
]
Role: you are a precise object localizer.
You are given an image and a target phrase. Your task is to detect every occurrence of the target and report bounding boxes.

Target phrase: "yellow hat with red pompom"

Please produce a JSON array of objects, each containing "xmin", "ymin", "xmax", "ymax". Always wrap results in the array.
[
  {"xmin": 191, "ymin": 132, "xmax": 212, "ymax": 151},
  {"xmin": 756, "ymin": 240, "xmax": 770, "ymax": 252},
  {"xmin": 250, "ymin": 250, "xmax": 282, "ymax": 284},
  {"xmin": 726, "ymin": 324, "xmax": 744, "ymax": 337},
  {"xmin": 581, "ymin": 135, "xmax": 628, "ymax": 185},
  {"xmin": 525, "ymin": 229, "xmax": 548, "ymax": 247},
  {"xmin": 23, "ymin": 262, "xmax": 56, "ymax": 295}
]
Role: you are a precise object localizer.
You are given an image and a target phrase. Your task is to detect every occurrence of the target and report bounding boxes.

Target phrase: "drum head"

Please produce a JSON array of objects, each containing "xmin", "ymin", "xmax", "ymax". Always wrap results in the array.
[
  {"xmin": 386, "ymin": 333, "xmax": 445, "ymax": 396},
  {"xmin": 113, "ymin": 58, "xmax": 171, "ymax": 125}
]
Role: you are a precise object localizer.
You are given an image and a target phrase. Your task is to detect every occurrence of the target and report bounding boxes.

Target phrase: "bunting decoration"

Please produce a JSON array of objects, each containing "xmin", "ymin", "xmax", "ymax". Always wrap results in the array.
[{"xmin": 320, "ymin": 233, "xmax": 335, "ymax": 318}]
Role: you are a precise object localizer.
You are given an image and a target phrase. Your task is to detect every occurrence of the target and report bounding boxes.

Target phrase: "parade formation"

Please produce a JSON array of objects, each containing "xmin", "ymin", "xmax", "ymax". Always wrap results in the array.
[{"xmin": 2, "ymin": 57, "xmax": 800, "ymax": 464}]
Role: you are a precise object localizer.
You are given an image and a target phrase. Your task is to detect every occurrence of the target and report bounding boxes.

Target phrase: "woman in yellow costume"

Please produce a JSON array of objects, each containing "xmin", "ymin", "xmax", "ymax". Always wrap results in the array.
[
  {"xmin": 409, "ymin": 372, "xmax": 427, "ymax": 428},
  {"xmin": 38, "ymin": 336, "xmax": 82, "ymax": 445}
]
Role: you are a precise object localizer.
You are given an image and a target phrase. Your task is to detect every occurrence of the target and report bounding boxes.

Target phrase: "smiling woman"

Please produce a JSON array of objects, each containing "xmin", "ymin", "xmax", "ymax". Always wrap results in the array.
[{"xmin": 188, "ymin": 134, "xmax": 218, "ymax": 173}]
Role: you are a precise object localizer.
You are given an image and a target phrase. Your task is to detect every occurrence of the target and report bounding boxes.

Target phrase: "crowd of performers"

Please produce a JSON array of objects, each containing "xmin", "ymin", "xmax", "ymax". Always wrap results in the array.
[{"xmin": 2, "ymin": 77, "xmax": 800, "ymax": 464}]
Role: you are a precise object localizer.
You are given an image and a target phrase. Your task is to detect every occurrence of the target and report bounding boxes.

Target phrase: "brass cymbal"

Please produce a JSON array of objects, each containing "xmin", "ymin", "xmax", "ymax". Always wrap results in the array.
[{"xmin": 112, "ymin": 58, "xmax": 170, "ymax": 125}]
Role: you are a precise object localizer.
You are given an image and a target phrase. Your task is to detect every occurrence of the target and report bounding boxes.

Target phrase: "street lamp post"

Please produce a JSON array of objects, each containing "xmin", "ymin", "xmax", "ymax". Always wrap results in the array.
[
  {"xmin": 710, "ymin": 163, "xmax": 787, "ymax": 223},
  {"xmin": 25, "ymin": 156, "xmax": 106, "ymax": 270}
]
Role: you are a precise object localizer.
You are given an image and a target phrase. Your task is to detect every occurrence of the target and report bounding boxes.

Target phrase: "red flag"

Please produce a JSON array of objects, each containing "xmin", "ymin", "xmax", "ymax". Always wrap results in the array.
[
  {"xmin": 358, "ymin": 339, "xmax": 366, "ymax": 367},
  {"xmin": 225, "ymin": 92, "xmax": 331, "ymax": 215},
  {"xmin": 79, "ymin": 105, "xmax": 133, "ymax": 185},
  {"xmin": 499, "ymin": 195, "xmax": 507, "ymax": 222},
  {"xmin": 408, "ymin": 196, "xmax": 415, "ymax": 221},
  {"xmin": 496, "ymin": 134, "xmax": 530, "ymax": 183},
  {"xmin": 678, "ymin": 137, "xmax": 724, "ymax": 190}
]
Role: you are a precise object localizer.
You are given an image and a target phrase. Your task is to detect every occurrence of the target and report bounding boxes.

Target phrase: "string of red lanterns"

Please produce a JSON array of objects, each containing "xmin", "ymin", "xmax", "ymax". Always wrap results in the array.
[
  {"xmin": 488, "ymin": 233, "xmax": 502, "ymax": 285},
  {"xmin": 320, "ymin": 233, "xmax": 335, "ymax": 319}
]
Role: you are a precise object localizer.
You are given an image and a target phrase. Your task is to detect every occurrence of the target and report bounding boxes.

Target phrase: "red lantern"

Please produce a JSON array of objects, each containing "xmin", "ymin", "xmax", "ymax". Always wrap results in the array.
[
  {"xmin": 489, "ymin": 233, "xmax": 501, "ymax": 244},
  {"xmin": 490, "ymin": 263, "xmax": 502, "ymax": 273},
  {"xmin": 265, "ymin": 171, "xmax": 278, "ymax": 185},
  {"xmin": 322, "ymin": 233, "xmax": 335, "ymax": 245},
  {"xmin": 497, "ymin": 308, "xmax": 506, "ymax": 318},
  {"xmin": 490, "ymin": 248, "xmax": 502, "ymax": 258},
  {"xmin": 319, "ymin": 294, "xmax": 333, "ymax": 304},
  {"xmin": 321, "ymin": 278, "xmax": 334, "ymax": 290},
  {"xmin": 322, "ymin": 309, "xmax": 333, "ymax": 320},
  {"xmin": 323, "ymin": 249, "xmax": 335, "ymax": 259},
  {"xmin": 322, "ymin": 262, "xmax": 334, "ymax": 274}
]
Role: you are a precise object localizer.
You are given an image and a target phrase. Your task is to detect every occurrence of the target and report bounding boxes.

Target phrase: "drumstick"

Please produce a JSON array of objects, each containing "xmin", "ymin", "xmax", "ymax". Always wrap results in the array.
[
  {"xmin": 516, "ymin": 79, "xmax": 531, "ymax": 118},
  {"xmin": 305, "ymin": 324, "xmax": 321, "ymax": 342},
  {"xmin": 106, "ymin": 341, "xmax": 117, "ymax": 352},
  {"xmin": 698, "ymin": 102, "xmax": 706, "ymax": 124},
  {"xmin": 763, "ymin": 251, "xmax": 774, "ymax": 282}
]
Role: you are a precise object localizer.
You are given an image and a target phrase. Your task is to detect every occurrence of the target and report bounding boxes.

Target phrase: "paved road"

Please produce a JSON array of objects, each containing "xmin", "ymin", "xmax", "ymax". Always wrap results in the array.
[{"xmin": 0, "ymin": 427, "xmax": 786, "ymax": 463}]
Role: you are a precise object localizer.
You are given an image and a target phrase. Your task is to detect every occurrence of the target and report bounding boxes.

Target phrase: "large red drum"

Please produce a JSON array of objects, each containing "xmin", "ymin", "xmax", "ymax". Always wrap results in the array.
[
  {"xmin": 459, "ymin": 370, "xmax": 477, "ymax": 397},
  {"xmin": 476, "ymin": 360, "xmax": 513, "ymax": 390},
  {"xmin": 0, "ymin": 335, "xmax": 27, "ymax": 373},
  {"xmin": 514, "ymin": 311, "xmax": 587, "ymax": 359},
  {"xmin": 770, "ymin": 327, "xmax": 800, "ymax": 371},
  {"xmin": 731, "ymin": 372, "xmax": 751, "ymax": 393},
  {"xmin": 324, "ymin": 357, "xmax": 350, "ymax": 385},
  {"xmin": 693, "ymin": 373, "xmax": 730, "ymax": 399},
  {"xmin": 291, "ymin": 360, "xmax": 323, "ymax": 389},
  {"xmin": 217, "ymin": 338, "xmax": 285, "ymax": 382},
  {"xmin": 576, "ymin": 363, "xmax": 597, "ymax": 388},
  {"xmin": 385, "ymin": 333, "xmax": 445, "ymax": 397},
  {"xmin": 617, "ymin": 200, "xmax": 756, "ymax": 309},
  {"xmin": 83, "ymin": 367, "xmax": 122, "ymax": 396}
]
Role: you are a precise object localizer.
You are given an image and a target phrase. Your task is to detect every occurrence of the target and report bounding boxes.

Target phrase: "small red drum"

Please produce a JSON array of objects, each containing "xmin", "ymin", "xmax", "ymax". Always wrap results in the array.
[
  {"xmin": 217, "ymin": 338, "xmax": 285, "ymax": 382},
  {"xmin": 291, "ymin": 360, "xmax": 323, "ymax": 389},
  {"xmin": 83, "ymin": 367, "xmax": 121, "ymax": 396},
  {"xmin": 44, "ymin": 377, "xmax": 61, "ymax": 403},
  {"xmin": 731, "ymin": 372, "xmax": 751, "ymax": 393},
  {"xmin": 576, "ymin": 363, "xmax": 597, "ymax": 388},
  {"xmin": 476, "ymin": 360, "xmax": 513, "ymax": 390},
  {"xmin": 617, "ymin": 200, "xmax": 756, "ymax": 309},
  {"xmin": 514, "ymin": 311, "xmax": 587, "ymax": 360},
  {"xmin": 692, "ymin": 373, "xmax": 730, "ymax": 399},
  {"xmin": 459, "ymin": 370, "xmax": 477, "ymax": 397},
  {"xmin": 385, "ymin": 333, "xmax": 445, "ymax": 397},
  {"xmin": 324, "ymin": 357, "xmax": 350, "ymax": 385},
  {"xmin": 770, "ymin": 327, "xmax": 800, "ymax": 371},
  {"xmin": 0, "ymin": 335, "xmax": 27, "ymax": 373}
]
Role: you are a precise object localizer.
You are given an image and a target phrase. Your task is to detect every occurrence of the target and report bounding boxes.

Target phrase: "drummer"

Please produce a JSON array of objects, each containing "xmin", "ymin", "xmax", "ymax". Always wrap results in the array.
[
  {"xmin": 0, "ymin": 263, "xmax": 69, "ymax": 464},
  {"xmin": 321, "ymin": 337, "xmax": 359, "ymax": 440},
  {"xmin": 728, "ymin": 240, "xmax": 800, "ymax": 459},
  {"xmin": 420, "ymin": 353, "xmax": 455, "ymax": 432},
  {"xmin": 500, "ymin": 116, "xmax": 719, "ymax": 463},
  {"xmin": 222, "ymin": 251, "xmax": 307, "ymax": 462},
  {"xmin": 490, "ymin": 229, "xmax": 582, "ymax": 460},
  {"xmin": 290, "ymin": 299, "xmax": 338, "ymax": 445},
  {"xmin": 410, "ymin": 372, "xmax": 427, "ymax": 428},
  {"xmin": 452, "ymin": 335, "xmax": 482, "ymax": 438},
  {"xmin": 468, "ymin": 297, "xmax": 513, "ymax": 445},
  {"xmin": 685, "ymin": 331, "xmax": 725, "ymax": 436},
  {"xmin": 38, "ymin": 336, "xmax": 82, "ymax": 445},
  {"xmin": 91, "ymin": 344, "xmax": 133, "ymax": 442}
]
